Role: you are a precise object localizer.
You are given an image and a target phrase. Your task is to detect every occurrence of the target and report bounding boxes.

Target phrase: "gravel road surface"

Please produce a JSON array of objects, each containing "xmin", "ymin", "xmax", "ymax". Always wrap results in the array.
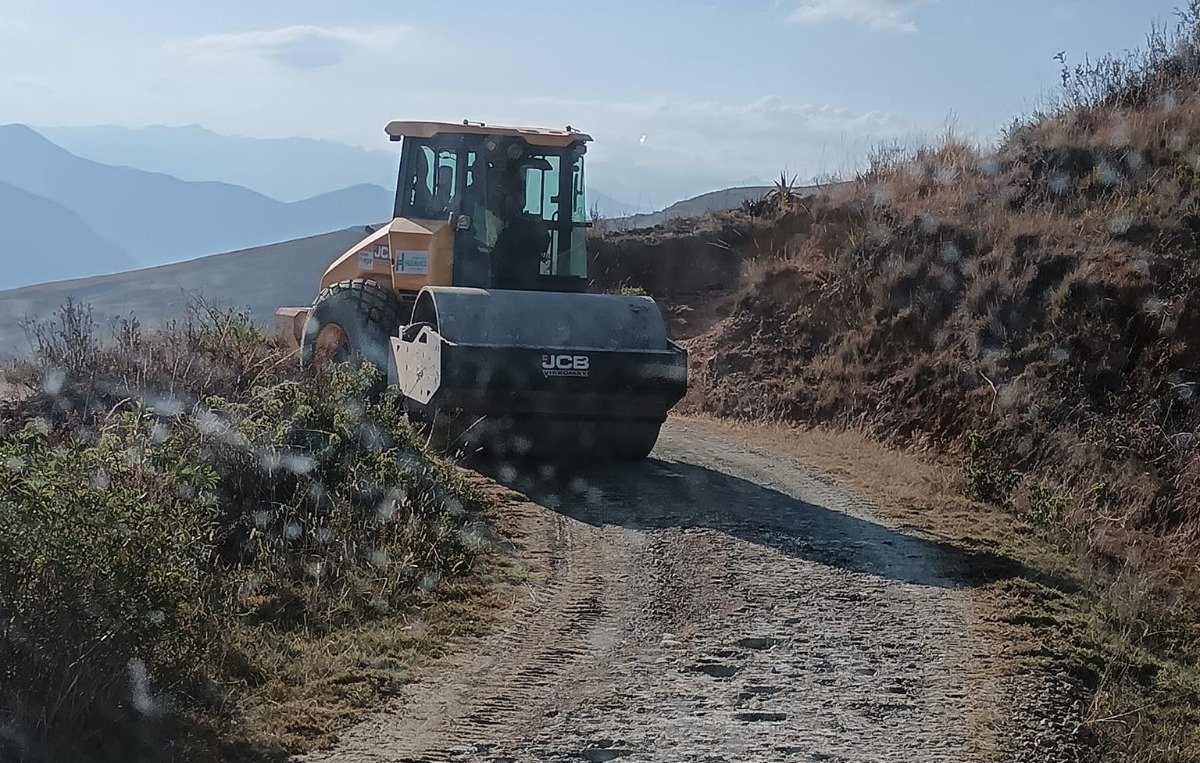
[{"xmin": 300, "ymin": 418, "xmax": 1016, "ymax": 762}]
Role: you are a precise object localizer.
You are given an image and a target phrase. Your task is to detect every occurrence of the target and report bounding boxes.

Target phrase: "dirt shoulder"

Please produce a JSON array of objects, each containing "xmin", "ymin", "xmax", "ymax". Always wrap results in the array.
[
  {"xmin": 672, "ymin": 416, "xmax": 1060, "ymax": 569},
  {"xmin": 199, "ymin": 473, "xmax": 527, "ymax": 761}
]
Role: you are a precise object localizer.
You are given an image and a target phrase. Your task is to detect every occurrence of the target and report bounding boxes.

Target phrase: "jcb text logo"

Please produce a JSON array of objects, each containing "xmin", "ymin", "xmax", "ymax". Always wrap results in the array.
[{"xmin": 541, "ymin": 354, "xmax": 590, "ymax": 377}]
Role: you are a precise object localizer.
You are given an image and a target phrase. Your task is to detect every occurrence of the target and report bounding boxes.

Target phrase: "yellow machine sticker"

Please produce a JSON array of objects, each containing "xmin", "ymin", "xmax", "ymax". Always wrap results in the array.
[{"xmin": 395, "ymin": 250, "xmax": 429, "ymax": 275}]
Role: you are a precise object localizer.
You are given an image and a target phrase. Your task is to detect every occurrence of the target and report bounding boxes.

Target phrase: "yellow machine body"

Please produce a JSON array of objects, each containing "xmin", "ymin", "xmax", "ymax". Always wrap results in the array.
[{"xmin": 275, "ymin": 119, "xmax": 593, "ymax": 345}]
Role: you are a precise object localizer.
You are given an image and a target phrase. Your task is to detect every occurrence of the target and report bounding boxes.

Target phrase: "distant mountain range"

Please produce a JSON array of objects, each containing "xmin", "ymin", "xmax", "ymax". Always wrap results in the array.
[
  {"xmin": 39, "ymin": 124, "xmax": 399, "ymax": 202},
  {"xmin": 0, "ymin": 124, "xmax": 392, "ymax": 289},
  {"xmin": 36, "ymin": 123, "xmax": 642, "ymax": 218},
  {"xmin": 588, "ymin": 189, "xmax": 642, "ymax": 219},
  {"xmin": 0, "ymin": 181, "xmax": 139, "ymax": 285},
  {"xmin": 607, "ymin": 186, "xmax": 773, "ymax": 231}
]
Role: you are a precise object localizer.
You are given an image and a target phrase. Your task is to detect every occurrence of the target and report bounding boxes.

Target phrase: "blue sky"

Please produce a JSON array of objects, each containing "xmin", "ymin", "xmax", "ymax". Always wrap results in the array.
[{"xmin": 0, "ymin": 0, "xmax": 1185, "ymax": 207}]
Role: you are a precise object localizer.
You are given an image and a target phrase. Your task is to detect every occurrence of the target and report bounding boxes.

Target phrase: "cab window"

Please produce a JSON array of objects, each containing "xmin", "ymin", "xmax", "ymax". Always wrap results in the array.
[{"xmin": 400, "ymin": 142, "xmax": 460, "ymax": 219}]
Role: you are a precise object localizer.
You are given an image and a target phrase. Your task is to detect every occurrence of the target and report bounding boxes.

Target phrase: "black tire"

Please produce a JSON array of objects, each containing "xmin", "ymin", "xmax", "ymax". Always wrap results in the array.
[
  {"xmin": 300, "ymin": 279, "xmax": 407, "ymax": 377},
  {"xmin": 488, "ymin": 419, "xmax": 662, "ymax": 462},
  {"xmin": 600, "ymin": 421, "xmax": 662, "ymax": 461}
]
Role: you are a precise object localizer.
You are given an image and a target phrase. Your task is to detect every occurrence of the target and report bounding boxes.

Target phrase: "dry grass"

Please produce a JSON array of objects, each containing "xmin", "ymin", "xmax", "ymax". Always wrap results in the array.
[
  {"xmin": 198, "ymin": 472, "xmax": 531, "ymax": 760},
  {"xmin": 180, "ymin": 587, "xmax": 480, "ymax": 761},
  {"xmin": 188, "ymin": 570, "xmax": 504, "ymax": 761}
]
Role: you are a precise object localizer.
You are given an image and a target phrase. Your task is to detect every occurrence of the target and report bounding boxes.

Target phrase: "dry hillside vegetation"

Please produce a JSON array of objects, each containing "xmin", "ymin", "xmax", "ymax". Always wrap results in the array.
[
  {"xmin": 675, "ymin": 7, "xmax": 1200, "ymax": 760},
  {"xmin": 589, "ymin": 207, "xmax": 802, "ymax": 339},
  {"xmin": 0, "ymin": 302, "xmax": 486, "ymax": 762}
]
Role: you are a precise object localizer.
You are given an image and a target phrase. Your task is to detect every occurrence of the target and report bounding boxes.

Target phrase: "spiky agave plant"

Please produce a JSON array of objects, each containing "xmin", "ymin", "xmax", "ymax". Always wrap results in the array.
[
  {"xmin": 740, "ymin": 171, "xmax": 804, "ymax": 218},
  {"xmin": 759, "ymin": 171, "xmax": 801, "ymax": 217},
  {"xmin": 772, "ymin": 171, "xmax": 799, "ymax": 206}
]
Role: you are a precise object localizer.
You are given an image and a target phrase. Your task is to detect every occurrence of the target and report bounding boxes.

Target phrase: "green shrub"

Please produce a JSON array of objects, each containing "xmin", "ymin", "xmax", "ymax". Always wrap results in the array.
[
  {"xmin": 200, "ymin": 367, "xmax": 476, "ymax": 627},
  {"xmin": 0, "ymin": 304, "xmax": 480, "ymax": 760},
  {"xmin": 962, "ymin": 432, "xmax": 1022, "ymax": 506},
  {"xmin": 0, "ymin": 412, "xmax": 220, "ymax": 740},
  {"xmin": 1027, "ymin": 483, "xmax": 1074, "ymax": 528}
]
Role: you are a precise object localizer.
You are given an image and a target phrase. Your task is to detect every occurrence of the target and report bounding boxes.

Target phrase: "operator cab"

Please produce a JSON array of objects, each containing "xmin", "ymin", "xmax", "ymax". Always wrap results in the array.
[{"xmin": 388, "ymin": 121, "xmax": 591, "ymax": 293}]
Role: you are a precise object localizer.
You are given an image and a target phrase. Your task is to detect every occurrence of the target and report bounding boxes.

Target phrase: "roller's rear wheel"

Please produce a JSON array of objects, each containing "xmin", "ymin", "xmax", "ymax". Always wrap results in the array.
[
  {"xmin": 444, "ymin": 418, "xmax": 662, "ymax": 462},
  {"xmin": 311, "ymin": 323, "xmax": 351, "ymax": 366},
  {"xmin": 300, "ymin": 279, "xmax": 407, "ymax": 387},
  {"xmin": 599, "ymin": 421, "xmax": 662, "ymax": 461}
]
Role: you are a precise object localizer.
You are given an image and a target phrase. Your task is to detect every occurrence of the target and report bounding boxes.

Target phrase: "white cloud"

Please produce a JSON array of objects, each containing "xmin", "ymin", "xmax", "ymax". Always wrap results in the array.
[
  {"xmin": 789, "ymin": 0, "xmax": 937, "ymax": 32},
  {"xmin": 514, "ymin": 95, "xmax": 920, "ymax": 206},
  {"xmin": 169, "ymin": 24, "xmax": 409, "ymax": 69},
  {"xmin": 523, "ymin": 95, "xmax": 911, "ymax": 162}
]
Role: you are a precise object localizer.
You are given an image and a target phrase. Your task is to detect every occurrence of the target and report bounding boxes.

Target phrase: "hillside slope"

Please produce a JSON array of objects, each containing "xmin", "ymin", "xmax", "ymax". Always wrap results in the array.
[
  {"xmin": 0, "ymin": 125, "xmax": 391, "ymax": 267},
  {"xmin": 0, "ymin": 182, "xmax": 137, "ymax": 288},
  {"xmin": 606, "ymin": 185, "xmax": 771, "ymax": 231},
  {"xmin": 0, "ymin": 226, "xmax": 370, "ymax": 355},
  {"xmin": 607, "ymin": 182, "xmax": 851, "ymax": 232}
]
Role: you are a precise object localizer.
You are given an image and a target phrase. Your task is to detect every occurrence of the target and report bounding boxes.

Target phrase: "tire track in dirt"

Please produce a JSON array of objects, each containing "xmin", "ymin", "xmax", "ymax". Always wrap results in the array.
[{"xmin": 298, "ymin": 418, "xmax": 1016, "ymax": 762}]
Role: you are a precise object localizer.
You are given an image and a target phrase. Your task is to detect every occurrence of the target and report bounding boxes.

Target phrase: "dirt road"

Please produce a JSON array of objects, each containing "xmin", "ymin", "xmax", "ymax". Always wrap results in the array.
[{"xmin": 300, "ymin": 418, "xmax": 1017, "ymax": 762}]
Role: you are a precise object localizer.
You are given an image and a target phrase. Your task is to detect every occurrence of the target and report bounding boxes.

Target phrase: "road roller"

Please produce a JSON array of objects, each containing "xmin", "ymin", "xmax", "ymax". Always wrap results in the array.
[{"xmin": 276, "ymin": 120, "xmax": 687, "ymax": 459}]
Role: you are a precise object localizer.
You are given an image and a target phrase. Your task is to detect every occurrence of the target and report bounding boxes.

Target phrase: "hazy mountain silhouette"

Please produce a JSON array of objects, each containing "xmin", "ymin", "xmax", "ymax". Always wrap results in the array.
[
  {"xmin": 0, "ymin": 181, "xmax": 138, "ymax": 289},
  {"xmin": 588, "ymin": 189, "xmax": 644, "ymax": 218},
  {"xmin": 35, "ymin": 123, "xmax": 637, "ymax": 218},
  {"xmin": 40, "ymin": 123, "xmax": 398, "ymax": 202},
  {"xmin": 0, "ymin": 124, "xmax": 391, "ymax": 267}
]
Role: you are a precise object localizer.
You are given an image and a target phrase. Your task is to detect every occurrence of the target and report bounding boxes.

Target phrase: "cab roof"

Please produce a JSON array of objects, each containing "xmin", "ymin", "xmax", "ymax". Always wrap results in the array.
[{"xmin": 385, "ymin": 120, "xmax": 592, "ymax": 147}]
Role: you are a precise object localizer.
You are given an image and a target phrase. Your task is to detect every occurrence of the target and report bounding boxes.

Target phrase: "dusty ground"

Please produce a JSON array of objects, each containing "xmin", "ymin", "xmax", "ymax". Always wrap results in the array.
[{"xmin": 292, "ymin": 417, "xmax": 1068, "ymax": 763}]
